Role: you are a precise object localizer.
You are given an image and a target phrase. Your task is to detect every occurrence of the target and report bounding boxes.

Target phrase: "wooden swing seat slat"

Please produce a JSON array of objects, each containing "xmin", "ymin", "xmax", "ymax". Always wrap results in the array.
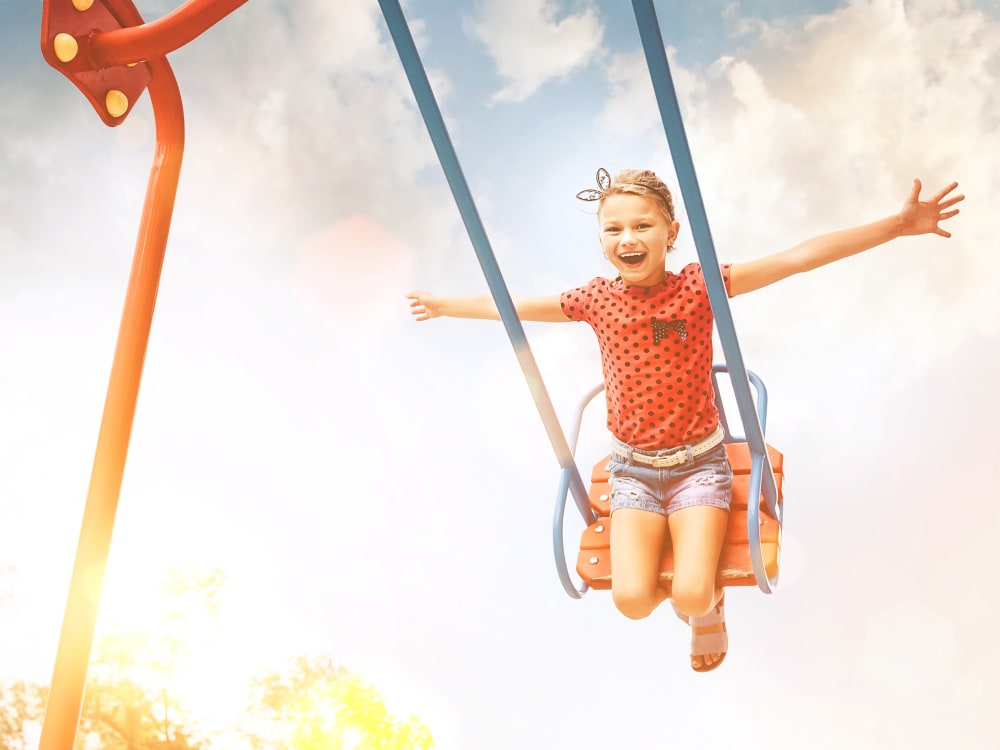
[{"xmin": 576, "ymin": 441, "xmax": 784, "ymax": 593}]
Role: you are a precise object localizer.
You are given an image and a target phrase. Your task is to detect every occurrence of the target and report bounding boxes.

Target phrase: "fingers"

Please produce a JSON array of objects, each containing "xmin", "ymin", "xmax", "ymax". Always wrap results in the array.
[
  {"xmin": 938, "ymin": 193, "xmax": 965, "ymax": 210},
  {"xmin": 406, "ymin": 290, "xmax": 432, "ymax": 321},
  {"xmin": 930, "ymin": 180, "xmax": 960, "ymax": 204},
  {"xmin": 934, "ymin": 201, "xmax": 962, "ymax": 238},
  {"xmin": 912, "ymin": 179, "xmax": 964, "ymax": 210},
  {"xmin": 910, "ymin": 179, "xmax": 963, "ymax": 239}
]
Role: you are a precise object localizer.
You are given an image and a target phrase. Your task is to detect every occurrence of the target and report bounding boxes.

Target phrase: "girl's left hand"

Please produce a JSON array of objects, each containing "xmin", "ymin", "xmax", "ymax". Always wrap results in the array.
[{"xmin": 899, "ymin": 179, "xmax": 964, "ymax": 238}]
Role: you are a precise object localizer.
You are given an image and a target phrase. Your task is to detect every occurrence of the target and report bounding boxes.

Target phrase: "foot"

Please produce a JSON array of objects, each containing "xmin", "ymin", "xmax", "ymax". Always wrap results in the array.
[{"xmin": 688, "ymin": 595, "xmax": 727, "ymax": 672}]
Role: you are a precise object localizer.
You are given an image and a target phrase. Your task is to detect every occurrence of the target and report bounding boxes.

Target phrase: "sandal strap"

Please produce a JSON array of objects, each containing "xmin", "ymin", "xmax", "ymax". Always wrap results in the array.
[
  {"xmin": 691, "ymin": 622, "xmax": 725, "ymax": 636},
  {"xmin": 689, "ymin": 596, "xmax": 725, "ymax": 627},
  {"xmin": 689, "ymin": 596, "xmax": 728, "ymax": 658},
  {"xmin": 691, "ymin": 628, "xmax": 728, "ymax": 656}
]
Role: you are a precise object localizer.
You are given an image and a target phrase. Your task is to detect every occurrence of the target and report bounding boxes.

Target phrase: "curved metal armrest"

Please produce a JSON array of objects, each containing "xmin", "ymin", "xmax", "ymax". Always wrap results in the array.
[
  {"xmin": 551, "ymin": 383, "xmax": 604, "ymax": 598},
  {"xmin": 712, "ymin": 364, "xmax": 769, "ymax": 440},
  {"xmin": 711, "ymin": 365, "xmax": 782, "ymax": 592}
]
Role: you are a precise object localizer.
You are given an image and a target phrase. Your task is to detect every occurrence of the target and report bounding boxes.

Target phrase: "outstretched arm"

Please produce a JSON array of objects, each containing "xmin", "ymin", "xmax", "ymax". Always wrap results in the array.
[
  {"xmin": 406, "ymin": 291, "xmax": 569, "ymax": 323},
  {"xmin": 729, "ymin": 179, "xmax": 964, "ymax": 297}
]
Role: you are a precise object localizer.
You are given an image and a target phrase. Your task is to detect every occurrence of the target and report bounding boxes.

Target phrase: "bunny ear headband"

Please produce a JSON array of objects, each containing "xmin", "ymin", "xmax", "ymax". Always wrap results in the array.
[{"xmin": 575, "ymin": 167, "xmax": 612, "ymax": 202}]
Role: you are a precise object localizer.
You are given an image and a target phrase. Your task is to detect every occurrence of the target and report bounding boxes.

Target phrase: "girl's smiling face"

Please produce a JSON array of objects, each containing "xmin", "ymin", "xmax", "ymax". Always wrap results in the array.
[{"xmin": 599, "ymin": 193, "xmax": 680, "ymax": 287}]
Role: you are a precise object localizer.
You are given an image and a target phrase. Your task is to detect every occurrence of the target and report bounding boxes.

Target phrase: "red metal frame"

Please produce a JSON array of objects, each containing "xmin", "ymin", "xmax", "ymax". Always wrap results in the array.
[
  {"xmin": 38, "ymin": 1, "xmax": 247, "ymax": 747},
  {"xmin": 40, "ymin": 0, "xmax": 152, "ymax": 126}
]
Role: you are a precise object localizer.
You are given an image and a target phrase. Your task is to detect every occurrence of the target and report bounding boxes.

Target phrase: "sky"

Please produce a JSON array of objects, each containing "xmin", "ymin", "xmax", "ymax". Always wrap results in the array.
[{"xmin": 2, "ymin": 0, "xmax": 1000, "ymax": 747}]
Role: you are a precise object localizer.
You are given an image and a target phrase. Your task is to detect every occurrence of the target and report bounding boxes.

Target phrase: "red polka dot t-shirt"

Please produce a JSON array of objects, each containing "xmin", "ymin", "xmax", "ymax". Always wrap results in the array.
[{"xmin": 560, "ymin": 263, "xmax": 732, "ymax": 451}]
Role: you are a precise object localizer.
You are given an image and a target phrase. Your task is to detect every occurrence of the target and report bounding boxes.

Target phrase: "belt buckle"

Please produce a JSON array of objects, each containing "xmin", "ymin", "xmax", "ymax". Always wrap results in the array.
[{"xmin": 651, "ymin": 449, "xmax": 685, "ymax": 468}]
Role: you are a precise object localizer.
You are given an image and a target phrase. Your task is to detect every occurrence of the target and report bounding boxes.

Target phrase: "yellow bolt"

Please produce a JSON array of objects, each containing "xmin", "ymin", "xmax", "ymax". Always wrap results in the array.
[
  {"xmin": 72, "ymin": 0, "xmax": 95, "ymax": 10},
  {"xmin": 53, "ymin": 33, "xmax": 78, "ymax": 63},
  {"xmin": 105, "ymin": 90, "xmax": 129, "ymax": 118}
]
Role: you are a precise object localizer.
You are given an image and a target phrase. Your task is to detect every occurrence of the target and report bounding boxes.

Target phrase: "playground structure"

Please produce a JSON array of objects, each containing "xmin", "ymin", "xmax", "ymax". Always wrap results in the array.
[
  {"xmin": 38, "ymin": 1, "xmax": 247, "ymax": 746},
  {"xmin": 37, "ymin": 1, "xmax": 785, "ymax": 746}
]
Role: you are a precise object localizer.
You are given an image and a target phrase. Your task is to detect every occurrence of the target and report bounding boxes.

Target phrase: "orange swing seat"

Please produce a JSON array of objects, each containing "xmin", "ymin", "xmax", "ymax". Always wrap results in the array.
[{"xmin": 576, "ymin": 441, "xmax": 784, "ymax": 593}]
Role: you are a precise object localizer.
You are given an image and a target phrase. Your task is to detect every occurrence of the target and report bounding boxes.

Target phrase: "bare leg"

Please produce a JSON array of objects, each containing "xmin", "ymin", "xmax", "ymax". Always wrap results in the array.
[
  {"xmin": 609, "ymin": 508, "xmax": 670, "ymax": 620},
  {"xmin": 668, "ymin": 505, "xmax": 730, "ymax": 669}
]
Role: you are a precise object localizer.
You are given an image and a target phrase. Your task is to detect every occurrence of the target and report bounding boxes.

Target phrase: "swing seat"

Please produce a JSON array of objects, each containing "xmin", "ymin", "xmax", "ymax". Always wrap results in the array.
[{"xmin": 575, "ymin": 441, "xmax": 784, "ymax": 593}]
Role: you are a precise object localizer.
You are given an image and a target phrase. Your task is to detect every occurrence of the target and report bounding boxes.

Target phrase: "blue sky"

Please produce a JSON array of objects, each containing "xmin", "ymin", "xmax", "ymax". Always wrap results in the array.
[{"xmin": 2, "ymin": 1, "xmax": 1000, "ymax": 748}]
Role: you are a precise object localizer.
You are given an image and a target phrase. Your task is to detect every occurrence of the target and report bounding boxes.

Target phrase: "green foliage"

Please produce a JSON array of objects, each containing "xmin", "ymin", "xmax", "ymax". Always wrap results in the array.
[
  {"xmin": 0, "ymin": 565, "xmax": 45, "ymax": 749},
  {"xmin": 0, "ymin": 681, "xmax": 43, "ymax": 750},
  {"xmin": 244, "ymin": 655, "xmax": 434, "ymax": 750},
  {"xmin": 3, "ymin": 564, "xmax": 436, "ymax": 749},
  {"xmin": 75, "ymin": 566, "xmax": 225, "ymax": 749}
]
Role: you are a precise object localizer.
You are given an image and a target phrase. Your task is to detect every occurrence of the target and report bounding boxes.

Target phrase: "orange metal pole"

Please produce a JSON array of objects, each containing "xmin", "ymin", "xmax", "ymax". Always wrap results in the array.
[
  {"xmin": 89, "ymin": 0, "xmax": 250, "ymax": 67},
  {"xmin": 37, "ymin": 46, "xmax": 185, "ymax": 750},
  {"xmin": 38, "ymin": 1, "xmax": 249, "ymax": 744}
]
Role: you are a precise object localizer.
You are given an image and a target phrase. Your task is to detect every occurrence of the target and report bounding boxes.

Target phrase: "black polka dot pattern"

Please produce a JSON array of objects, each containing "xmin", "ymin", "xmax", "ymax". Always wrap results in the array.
[{"xmin": 560, "ymin": 263, "xmax": 733, "ymax": 451}]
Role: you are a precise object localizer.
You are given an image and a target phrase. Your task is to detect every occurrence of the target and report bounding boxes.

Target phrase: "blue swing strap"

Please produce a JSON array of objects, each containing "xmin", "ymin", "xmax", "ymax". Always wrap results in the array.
[
  {"xmin": 631, "ymin": 0, "xmax": 782, "ymax": 592},
  {"xmin": 377, "ymin": 0, "xmax": 595, "ymax": 541}
]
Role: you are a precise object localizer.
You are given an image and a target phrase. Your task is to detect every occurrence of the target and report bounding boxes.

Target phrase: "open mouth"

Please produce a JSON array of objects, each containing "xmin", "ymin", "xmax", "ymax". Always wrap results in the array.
[{"xmin": 619, "ymin": 252, "xmax": 647, "ymax": 267}]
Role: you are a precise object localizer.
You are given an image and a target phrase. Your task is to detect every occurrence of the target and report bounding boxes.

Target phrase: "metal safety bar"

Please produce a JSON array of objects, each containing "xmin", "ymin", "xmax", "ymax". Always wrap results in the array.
[
  {"xmin": 378, "ymin": 0, "xmax": 594, "ymax": 528},
  {"xmin": 552, "ymin": 383, "xmax": 605, "ymax": 598},
  {"xmin": 712, "ymin": 365, "xmax": 769, "ymax": 442},
  {"xmin": 38, "ymin": 1, "xmax": 246, "ymax": 747},
  {"xmin": 630, "ymin": 0, "xmax": 782, "ymax": 592}
]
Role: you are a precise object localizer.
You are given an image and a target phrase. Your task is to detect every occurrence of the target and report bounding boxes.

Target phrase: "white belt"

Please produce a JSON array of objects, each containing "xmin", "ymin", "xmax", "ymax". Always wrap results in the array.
[{"xmin": 611, "ymin": 424, "xmax": 725, "ymax": 468}]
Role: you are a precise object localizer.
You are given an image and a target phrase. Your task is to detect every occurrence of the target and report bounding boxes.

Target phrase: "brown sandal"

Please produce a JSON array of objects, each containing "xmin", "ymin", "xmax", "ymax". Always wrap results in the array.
[{"xmin": 689, "ymin": 595, "xmax": 728, "ymax": 673}]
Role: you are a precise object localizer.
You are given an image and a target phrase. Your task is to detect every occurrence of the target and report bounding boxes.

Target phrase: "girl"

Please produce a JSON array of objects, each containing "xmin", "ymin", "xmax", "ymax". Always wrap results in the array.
[{"xmin": 406, "ymin": 169, "xmax": 962, "ymax": 672}]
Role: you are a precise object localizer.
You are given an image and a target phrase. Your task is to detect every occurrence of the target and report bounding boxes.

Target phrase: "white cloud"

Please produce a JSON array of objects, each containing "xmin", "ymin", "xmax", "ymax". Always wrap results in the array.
[
  {"xmin": 161, "ymin": 3, "xmax": 456, "ymax": 243},
  {"xmin": 598, "ymin": 47, "xmax": 706, "ymax": 138},
  {"xmin": 466, "ymin": 0, "xmax": 605, "ymax": 103}
]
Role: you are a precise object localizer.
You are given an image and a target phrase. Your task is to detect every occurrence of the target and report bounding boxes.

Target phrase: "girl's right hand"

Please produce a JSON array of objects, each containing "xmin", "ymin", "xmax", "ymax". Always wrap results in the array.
[{"xmin": 406, "ymin": 290, "xmax": 441, "ymax": 321}]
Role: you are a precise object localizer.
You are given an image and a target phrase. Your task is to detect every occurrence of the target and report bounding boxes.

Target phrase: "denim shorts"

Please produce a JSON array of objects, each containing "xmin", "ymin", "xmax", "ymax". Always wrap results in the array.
[{"xmin": 607, "ymin": 440, "xmax": 733, "ymax": 517}]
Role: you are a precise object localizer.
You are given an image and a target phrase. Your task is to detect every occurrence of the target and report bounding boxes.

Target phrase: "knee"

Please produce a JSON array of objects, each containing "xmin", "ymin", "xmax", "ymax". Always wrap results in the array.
[
  {"xmin": 612, "ymin": 585, "xmax": 658, "ymax": 620},
  {"xmin": 670, "ymin": 581, "xmax": 716, "ymax": 619}
]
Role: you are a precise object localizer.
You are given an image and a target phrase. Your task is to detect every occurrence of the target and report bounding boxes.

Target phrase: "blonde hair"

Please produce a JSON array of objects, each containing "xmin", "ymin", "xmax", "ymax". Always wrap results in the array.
[{"xmin": 600, "ymin": 169, "xmax": 676, "ymax": 223}]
